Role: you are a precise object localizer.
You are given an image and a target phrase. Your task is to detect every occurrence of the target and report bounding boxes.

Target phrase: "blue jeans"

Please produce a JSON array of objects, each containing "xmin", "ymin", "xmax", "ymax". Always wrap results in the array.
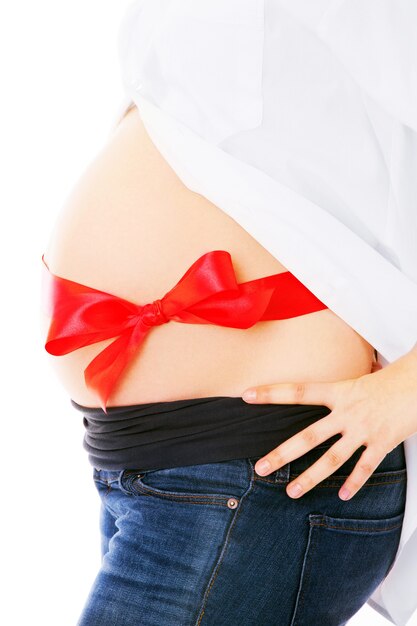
[{"xmin": 77, "ymin": 440, "xmax": 406, "ymax": 625}]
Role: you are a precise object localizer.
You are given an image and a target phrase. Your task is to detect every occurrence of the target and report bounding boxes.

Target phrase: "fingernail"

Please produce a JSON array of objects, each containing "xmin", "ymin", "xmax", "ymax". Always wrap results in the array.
[
  {"xmin": 242, "ymin": 389, "xmax": 257, "ymax": 401},
  {"xmin": 288, "ymin": 483, "xmax": 303, "ymax": 497},
  {"xmin": 255, "ymin": 460, "xmax": 271, "ymax": 475},
  {"xmin": 339, "ymin": 486, "xmax": 350, "ymax": 500}
]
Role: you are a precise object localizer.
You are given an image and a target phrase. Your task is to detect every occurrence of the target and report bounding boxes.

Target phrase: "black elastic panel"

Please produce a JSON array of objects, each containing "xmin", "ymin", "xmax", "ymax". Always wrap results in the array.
[{"xmin": 71, "ymin": 396, "xmax": 333, "ymax": 471}]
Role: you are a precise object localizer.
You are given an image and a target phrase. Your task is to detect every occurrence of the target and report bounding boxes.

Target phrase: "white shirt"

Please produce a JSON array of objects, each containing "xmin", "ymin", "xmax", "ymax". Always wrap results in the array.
[{"xmin": 115, "ymin": 1, "xmax": 417, "ymax": 623}]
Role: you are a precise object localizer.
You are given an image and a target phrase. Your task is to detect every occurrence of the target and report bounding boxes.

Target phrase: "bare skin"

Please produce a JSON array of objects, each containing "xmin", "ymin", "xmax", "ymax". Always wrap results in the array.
[{"xmin": 41, "ymin": 104, "xmax": 375, "ymax": 408}]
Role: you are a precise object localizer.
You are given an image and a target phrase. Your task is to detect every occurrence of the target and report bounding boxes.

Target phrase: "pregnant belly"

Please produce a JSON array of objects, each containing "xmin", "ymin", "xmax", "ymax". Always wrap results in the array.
[{"xmin": 41, "ymin": 104, "xmax": 375, "ymax": 408}]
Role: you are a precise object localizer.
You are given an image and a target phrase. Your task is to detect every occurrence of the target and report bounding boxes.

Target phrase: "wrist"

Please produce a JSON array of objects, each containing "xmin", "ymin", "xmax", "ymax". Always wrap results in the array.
[{"xmin": 401, "ymin": 341, "xmax": 417, "ymax": 377}]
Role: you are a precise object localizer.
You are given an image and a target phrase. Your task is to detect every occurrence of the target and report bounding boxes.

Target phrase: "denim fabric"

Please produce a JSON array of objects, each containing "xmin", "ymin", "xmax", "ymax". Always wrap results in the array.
[{"xmin": 77, "ymin": 440, "xmax": 406, "ymax": 626}]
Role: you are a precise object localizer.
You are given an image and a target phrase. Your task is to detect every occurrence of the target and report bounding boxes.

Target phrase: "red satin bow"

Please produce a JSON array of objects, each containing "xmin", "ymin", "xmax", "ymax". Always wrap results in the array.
[{"xmin": 42, "ymin": 250, "xmax": 327, "ymax": 412}]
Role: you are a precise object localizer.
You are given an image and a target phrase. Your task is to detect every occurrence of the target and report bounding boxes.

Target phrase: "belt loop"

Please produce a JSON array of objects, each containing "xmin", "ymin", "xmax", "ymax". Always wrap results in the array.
[{"xmin": 274, "ymin": 462, "xmax": 290, "ymax": 484}]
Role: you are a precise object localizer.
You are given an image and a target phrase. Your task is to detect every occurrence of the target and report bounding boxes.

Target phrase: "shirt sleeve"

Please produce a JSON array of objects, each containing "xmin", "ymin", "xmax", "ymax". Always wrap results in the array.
[{"xmin": 279, "ymin": 0, "xmax": 417, "ymax": 131}]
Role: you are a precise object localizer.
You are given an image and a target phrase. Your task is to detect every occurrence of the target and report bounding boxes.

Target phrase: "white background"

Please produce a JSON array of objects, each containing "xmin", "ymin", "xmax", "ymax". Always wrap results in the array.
[{"xmin": 0, "ymin": 1, "xmax": 415, "ymax": 624}]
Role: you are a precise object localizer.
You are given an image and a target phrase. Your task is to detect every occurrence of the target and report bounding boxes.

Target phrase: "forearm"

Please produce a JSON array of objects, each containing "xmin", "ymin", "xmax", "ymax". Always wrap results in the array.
[{"xmin": 409, "ymin": 339, "xmax": 417, "ymax": 361}]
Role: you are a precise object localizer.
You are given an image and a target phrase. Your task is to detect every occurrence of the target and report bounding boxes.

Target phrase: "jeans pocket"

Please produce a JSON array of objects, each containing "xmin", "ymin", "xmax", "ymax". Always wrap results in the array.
[
  {"xmin": 119, "ymin": 0, "xmax": 265, "ymax": 143},
  {"xmin": 290, "ymin": 509, "xmax": 405, "ymax": 626},
  {"xmin": 120, "ymin": 459, "xmax": 251, "ymax": 506}
]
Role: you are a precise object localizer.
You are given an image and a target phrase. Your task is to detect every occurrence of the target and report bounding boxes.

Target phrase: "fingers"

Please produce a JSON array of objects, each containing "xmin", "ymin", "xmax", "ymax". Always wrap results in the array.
[
  {"xmin": 242, "ymin": 380, "xmax": 345, "ymax": 408},
  {"xmin": 283, "ymin": 438, "xmax": 361, "ymax": 500},
  {"xmin": 254, "ymin": 417, "xmax": 341, "ymax": 476},
  {"xmin": 243, "ymin": 376, "xmax": 390, "ymax": 499},
  {"xmin": 334, "ymin": 447, "xmax": 387, "ymax": 501},
  {"xmin": 257, "ymin": 438, "xmax": 386, "ymax": 501}
]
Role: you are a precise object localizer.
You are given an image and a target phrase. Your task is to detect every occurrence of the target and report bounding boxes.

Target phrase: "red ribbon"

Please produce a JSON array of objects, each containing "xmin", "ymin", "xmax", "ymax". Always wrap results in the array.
[{"xmin": 42, "ymin": 250, "xmax": 327, "ymax": 412}]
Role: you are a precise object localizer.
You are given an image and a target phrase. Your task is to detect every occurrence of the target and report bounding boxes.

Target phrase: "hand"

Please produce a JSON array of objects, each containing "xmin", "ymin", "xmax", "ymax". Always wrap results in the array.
[{"xmin": 241, "ymin": 347, "xmax": 417, "ymax": 501}]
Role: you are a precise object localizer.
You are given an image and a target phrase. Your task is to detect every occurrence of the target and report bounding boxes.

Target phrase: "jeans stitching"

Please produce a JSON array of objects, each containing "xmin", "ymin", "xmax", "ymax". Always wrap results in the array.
[
  {"xmin": 132, "ymin": 482, "xmax": 233, "ymax": 504},
  {"xmin": 309, "ymin": 521, "xmax": 404, "ymax": 532},
  {"xmin": 313, "ymin": 477, "xmax": 407, "ymax": 488},
  {"xmin": 194, "ymin": 462, "xmax": 254, "ymax": 625},
  {"xmin": 252, "ymin": 475, "xmax": 406, "ymax": 489},
  {"xmin": 289, "ymin": 521, "xmax": 317, "ymax": 626}
]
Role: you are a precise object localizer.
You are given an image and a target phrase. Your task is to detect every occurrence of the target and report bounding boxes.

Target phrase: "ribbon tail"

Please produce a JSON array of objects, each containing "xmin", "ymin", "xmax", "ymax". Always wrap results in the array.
[
  {"xmin": 42, "ymin": 255, "xmax": 141, "ymax": 355},
  {"xmin": 261, "ymin": 273, "xmax": 328, "ymax": 319},
  {"xmin": 45, "ymin": 327, "xmax": 132, "ymax": 356},
  {"xmin": 84, "ymin": 321, "xmax": 150, "ymax": 413}
]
